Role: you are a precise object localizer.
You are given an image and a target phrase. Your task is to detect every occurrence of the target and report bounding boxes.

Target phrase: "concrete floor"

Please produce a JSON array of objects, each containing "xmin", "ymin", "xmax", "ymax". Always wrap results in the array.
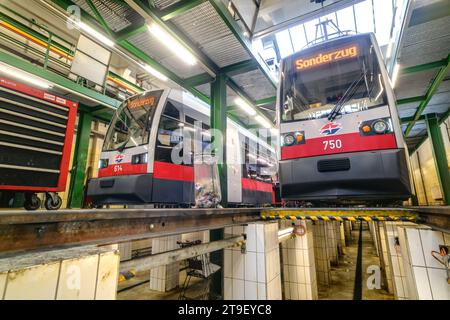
[
  {"xmin": 318, "ymin": 223, "xmax": 393, "ymax": 300},
  {"xmin": 117, "ymin": 222, "xmax": 394, "ymax": 300}
]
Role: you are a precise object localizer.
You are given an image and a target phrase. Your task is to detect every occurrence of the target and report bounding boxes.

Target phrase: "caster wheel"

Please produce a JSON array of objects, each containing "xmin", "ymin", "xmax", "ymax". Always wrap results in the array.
[
  {"xmin": 44, "ymin": 194, "xmax": 62, "ymax": 210},
  {"xmin": 24, "ymin": 194, "xmax": 41, "ymax": 211}
]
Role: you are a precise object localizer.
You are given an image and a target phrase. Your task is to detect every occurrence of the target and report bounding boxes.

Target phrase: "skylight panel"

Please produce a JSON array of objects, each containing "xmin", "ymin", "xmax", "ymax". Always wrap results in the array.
[
  {"xmin": 336, "ymin": 6, "xmax": 356, "ymax": 33},
  {"xmin": 354, "ymin": 0, "xmax": 375, "ymax": 34},
  {"xmin": 275, "ymin": 29, "xmax": 294, "ymax": 58}
]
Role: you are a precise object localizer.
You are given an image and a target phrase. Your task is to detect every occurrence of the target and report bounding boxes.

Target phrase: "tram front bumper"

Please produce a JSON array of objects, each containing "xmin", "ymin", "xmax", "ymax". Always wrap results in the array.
[
  {"xmin": 279, "ymin": 149, "xmax": 411, "ymax": 201},
  {"xmin": 87, "ymin": 174, "xmax": 153, "ymax": 205}
]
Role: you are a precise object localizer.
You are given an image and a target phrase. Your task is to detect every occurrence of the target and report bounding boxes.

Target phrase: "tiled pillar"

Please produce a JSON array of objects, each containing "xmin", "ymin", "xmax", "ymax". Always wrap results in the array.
[
  {"xmin": 339, "ymin": 222, "xmax": 346, "ymax": 253},
  {"xmin": 118, "ymin": 242, "xmax": 132, "ymax": 262},
  {"xmin": 385, "ymin": 222, "xmax": 417, "ymax": 298},
  {"xmin": 223, "ymin": 222, "xmax": 282, "ymax": 300},
  {"xmin": 397, "ymin": 226, "xmax": 450, "ymax": 300},
  {"xmin": 344, "ymin": 221, "xmax": 352, "ymax": 245},
  {"xmin": 280, "ymin": 220, "xmax": 318, "ymax": 300},
  {"xmin": 326, "ymin": 221, "xmax": 339, "ymax": 266},
  {"xmin": 369, "ymin": 221, "xmax": 380, "ymax": 257},
  {"xmin": 149, "ymin": 235, "xmax": 181, "ymax": 292},
  {"xmin": 312, "ymin": 221, "xmax": 331, "ymax": 286},
  {"xmin": 377, "ymin": 222, "xmax": 394, "ymax": 294},
  {"xmin": 335, "ymin": 221, "xmax": 344, "ymax": 256}
]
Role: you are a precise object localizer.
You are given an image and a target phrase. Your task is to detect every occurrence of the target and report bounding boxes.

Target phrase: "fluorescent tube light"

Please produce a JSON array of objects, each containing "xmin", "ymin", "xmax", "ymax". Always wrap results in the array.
[
  {"xmin": 0, "ymin": 64, "xmax": 51, "ymax": 89},
  {"xmin": 142, "ymin": 64, "xmax": 168, "ymax": 82},
  {"xmin": 234, "ymin": 97, "xmax": 257, "ymax": 116},
  {"xmin": 78, "ymin": 21, "xmax": 114, "ymax": 47},
  {"xmin": 148, "ymin": 23, "xmax": 197, "ymax": 66},
  {"xmin": 255, "ymin": 115, "xmax": 272, "ymax": 128}
]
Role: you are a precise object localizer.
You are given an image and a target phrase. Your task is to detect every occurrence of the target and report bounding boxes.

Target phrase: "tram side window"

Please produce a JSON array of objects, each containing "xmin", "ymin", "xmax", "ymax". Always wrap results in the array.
[
  {"xmin": 155, "ymin": 116, "xmax": 183, "ymax": 163},
  {"xmin": 155, "ymin": 101, "xmax": 183, "ymax": 164}
]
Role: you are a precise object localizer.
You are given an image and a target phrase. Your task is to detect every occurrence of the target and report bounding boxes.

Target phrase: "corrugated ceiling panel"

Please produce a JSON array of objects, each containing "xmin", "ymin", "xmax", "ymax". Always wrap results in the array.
[
  {"xmin": 401, "ymin": 15, "xmax": 450, "ymax": 67},
  {"xmin": 395, "ymin": 69, "xmax": 437, "ymax": 100},
  {"xmin": 172, "ymin": 1, "xmax": 251, "ymax": 67},
  {"xmin": 127, "ymin": 32, "xmax": 205, "ymax": 78},
  {"xmin": 73, "ymin": 0, "xmax": 140, "ymax": 32},
  {"xmin": 231, "ymin": 70, "xmax": 276, "ymax": 101},
  {"xmin": 398, "ymin": 102, "xmax": 420, "ymax": 118},
  {"xmin": 153, "ymin": 0, "xmax": 181, "ymax": 10},
  {"xmin": 195, "ymin": 83, "xmax": 210, "ymax": 97},
  {"xmin": 201, "ymin": 34, "xmax": 251, "ymax": 67}
]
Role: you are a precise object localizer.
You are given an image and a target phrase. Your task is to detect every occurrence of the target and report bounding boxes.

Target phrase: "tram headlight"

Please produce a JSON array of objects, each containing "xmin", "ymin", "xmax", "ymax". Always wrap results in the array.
[
  {"xmin": 132, "ymin": 153, "xmax": 148, "ymax": 164},
  {"xmin": 373, "ymin": 120, "xmax": 388, "ymax": 134},
  {"xmin": 98, "ymin": 159, "xmax": 108, "ymax": 169},
  {"xmin": 283, "ymin": 134, "xmax": 295, "ymax": 146}
]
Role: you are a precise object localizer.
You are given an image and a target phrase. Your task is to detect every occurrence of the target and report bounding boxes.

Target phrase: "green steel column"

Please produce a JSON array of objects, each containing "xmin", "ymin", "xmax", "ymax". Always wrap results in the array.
[
  {"xmin": 210, "ymin": 73, "xmax": 228, "ymax": 205},
  {"xmin": 426, "ymin": 114, "xmax": 450, "ymax": 204},
  {"xmin": 209, "ymin": 73, "xmax": 227, "ymax": 299},
  {"xmin": 68, "ymin": 111, "xmax": 93, "ymax": 208}
]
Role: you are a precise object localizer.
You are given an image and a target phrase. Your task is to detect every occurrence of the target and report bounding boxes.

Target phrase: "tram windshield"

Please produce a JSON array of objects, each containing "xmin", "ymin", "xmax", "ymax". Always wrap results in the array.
[
  {"xmin": 280, "ymin": 35, "xmax": 387, "ymax": 123},
  {"xmin": 103, "ymin": 90, "xmax": 163, "ymax": 151}
]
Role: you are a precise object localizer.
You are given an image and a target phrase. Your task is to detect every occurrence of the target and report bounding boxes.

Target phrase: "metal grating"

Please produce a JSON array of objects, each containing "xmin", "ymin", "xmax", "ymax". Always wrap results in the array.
[
  {"xmin": 398, "ymin": 102, "xmax": 420, "ymax": 118},
  {"xmin": 401, "ymin": 15, "xmax": 450, "ymax": 66},
  {"xmin": 127, "ymin": 32, "xmax": 205, "ymax": 78},
  {"xmin": 73, "ymin": 0, "xmax": 141, "ymax": 32},
  {"xmin": 153, "ymin": 0, "xmax": 182, "ymax": 10},
  {"xmin": 395, "ymin": 69, "xmax": 438, "ymax": 100},
  {"xmin": 171, "ymin": 1, "xmax": 251, "ymax": 68},
  {"xmin": 231, "ymin": 70, "xmax": 276, "ymax": 101}
]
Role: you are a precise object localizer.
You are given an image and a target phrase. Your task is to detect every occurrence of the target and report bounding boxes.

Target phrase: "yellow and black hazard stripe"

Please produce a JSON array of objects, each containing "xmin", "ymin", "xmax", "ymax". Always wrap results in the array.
[{"xmin": 261, "ymin": 214, "xmax": 417, "ymax": 222}]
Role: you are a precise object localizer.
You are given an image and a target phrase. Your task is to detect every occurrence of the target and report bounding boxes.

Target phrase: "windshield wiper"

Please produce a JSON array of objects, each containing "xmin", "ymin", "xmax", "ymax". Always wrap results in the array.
[{"xmin": 327, "ymin": 71, "xmax": 366, "ymax": 121}]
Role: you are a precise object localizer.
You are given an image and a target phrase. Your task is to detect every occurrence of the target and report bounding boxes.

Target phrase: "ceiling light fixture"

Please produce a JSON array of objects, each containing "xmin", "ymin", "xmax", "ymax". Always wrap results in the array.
[
  {"xmin": 142, "ymin": 64, "xmax": 168, "ymax": 81},
  {"xmin": 234, "ymin": 97, "xmax": 257, "ymax": 116},
  {"xmin": 255, "ymin": 115, "xmax": 272, "ymax": 128},
  {"xmin": 0, "ymin": 64, "xmax": 51, "ymax": 89},
  {"xmin": 148, "ymin": 23, "xmax": 197, "ymax": 66},
  {"xmin": 77, "ymin": 21, "xmax": 115, "ymax": 47}
]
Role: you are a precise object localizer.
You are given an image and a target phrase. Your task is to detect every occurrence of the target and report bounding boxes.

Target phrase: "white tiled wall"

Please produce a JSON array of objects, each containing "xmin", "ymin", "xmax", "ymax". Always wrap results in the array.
[
  {"xmin": 397, "ymin": 226, "xmax": 450, "ymax": 300},
  {"xmin": 0, "ymin": 246, "xmax": 119, "ymax": 300},
  {"xmin": 149, "ymin": 235, "xmax": 181, "ymax": 292},
  {"xmin": 280, "ymin": 220, "xmax": 318, "ymax": 300},
  {"xmin": 312, "ymin": 221, "xmax": 331, "ymax": 286},
  {"xmin": 224, "ymin": 222, "xmax": 282, "ymax": 300},
  {"xmin": 383, "ymin": 222, "xmax": 417, "ymax": 300}
]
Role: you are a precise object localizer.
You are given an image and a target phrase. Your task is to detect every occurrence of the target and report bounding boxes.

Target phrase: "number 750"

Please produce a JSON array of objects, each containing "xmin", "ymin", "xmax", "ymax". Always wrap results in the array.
[{"xmin": 323, "ymin": 139, "xmax": 342, "ymax": 150}]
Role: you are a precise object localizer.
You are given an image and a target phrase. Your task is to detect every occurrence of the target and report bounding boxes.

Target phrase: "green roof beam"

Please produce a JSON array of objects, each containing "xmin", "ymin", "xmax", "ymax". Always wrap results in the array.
[
  {"xmin": 397, "ymin": 96, "xmax": 426, "ymax": 105},
  {"xmin": 115, "ymin": 23, "xmax": 147, "ymax": 42},
  {"xmin": 256, "ymin": 96, "xmax": 276, "ymax": 106},
  {"xmin": 208, "ymin": 0, "xmax": 277, "ymax": 88},
  {"xmin": 85, "ymin": 0, "xmax": 113, "ymax": 37},
  {"xmin": 220, "ymin": 59, "xmax": 258, "ymax": 77},
  {"xmin": 401, "ymin": 57, "xmax": 448, "ymax": 75},
  {"xmin": 184, "ymin": 73, "xmax": 215, "ymax": 87},
  {"xmin": 404, "ymin": 53, "xmax": 450, "ymax": 136}
]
